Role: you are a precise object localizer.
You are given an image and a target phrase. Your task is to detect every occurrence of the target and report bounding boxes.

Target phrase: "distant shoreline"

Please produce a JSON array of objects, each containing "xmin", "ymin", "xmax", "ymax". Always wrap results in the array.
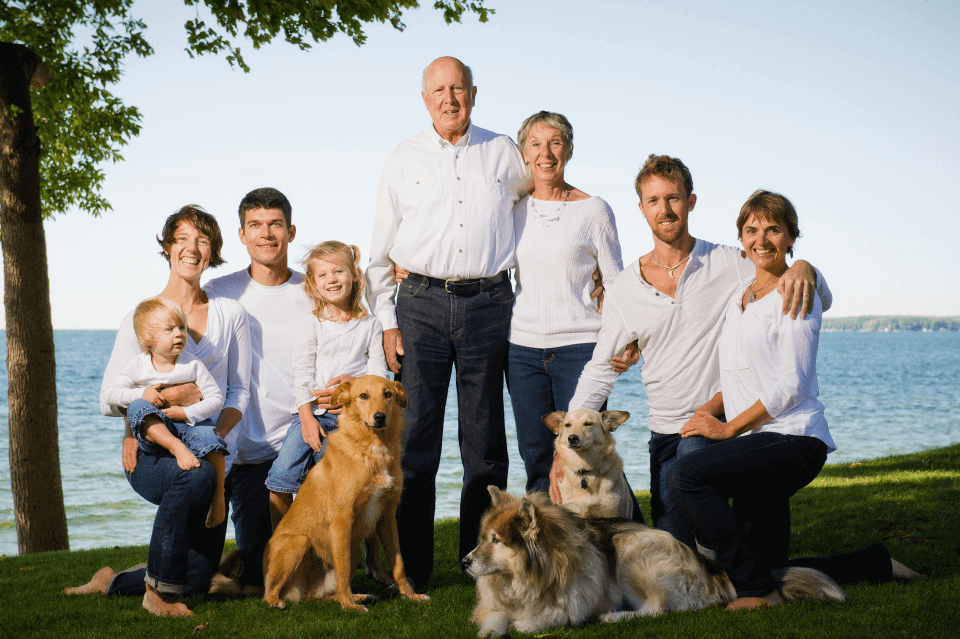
[
  {"xmin": 822, "ymin": 316, "xmax": 960, "ymax": 332},
  {"xmin": 3, "ymin": 316, "xmax": 960, "ymax": 334}
]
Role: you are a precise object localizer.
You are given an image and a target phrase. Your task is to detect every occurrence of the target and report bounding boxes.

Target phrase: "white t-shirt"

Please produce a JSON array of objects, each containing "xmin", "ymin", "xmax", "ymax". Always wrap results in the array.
[
  {"xmin": 101, "ymin": 351, "xmax": 223, "ymax": 426},
  {"xmin": 718, "ymin": 288, "xmax": 836, "ymax": 451},
  {"xmin": 205, "ymin": 269, "xmax": 313, "ymax": 465},
  {"xmin": 292, "ymin": 313, "xmax": 390, "ymax": 412}
]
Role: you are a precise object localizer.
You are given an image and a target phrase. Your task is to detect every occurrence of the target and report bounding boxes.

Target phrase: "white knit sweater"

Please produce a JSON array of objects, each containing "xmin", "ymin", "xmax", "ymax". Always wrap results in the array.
[{"xmin": 509, "ymin": 195, "xmax": 623, "ymax": 348}]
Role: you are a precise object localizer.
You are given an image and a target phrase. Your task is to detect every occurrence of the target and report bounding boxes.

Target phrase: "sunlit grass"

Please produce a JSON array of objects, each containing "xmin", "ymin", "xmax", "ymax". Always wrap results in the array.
[{"xmin": 2, "ymin": 444, "xmax": 958, "ymax": 638}]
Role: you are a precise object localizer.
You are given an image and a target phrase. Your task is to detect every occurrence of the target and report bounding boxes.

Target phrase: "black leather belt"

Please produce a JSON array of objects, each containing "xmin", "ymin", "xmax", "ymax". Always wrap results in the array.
[{"xmin": 407, "ymin": 271, "xmax": 508, "ymax": 296}]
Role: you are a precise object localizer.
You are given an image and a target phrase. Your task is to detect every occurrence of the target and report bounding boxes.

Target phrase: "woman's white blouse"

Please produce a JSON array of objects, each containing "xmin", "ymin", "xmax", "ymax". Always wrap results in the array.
[{"xmin": 718, "ymin": 288, "xmax": 836, "ymax": 452}]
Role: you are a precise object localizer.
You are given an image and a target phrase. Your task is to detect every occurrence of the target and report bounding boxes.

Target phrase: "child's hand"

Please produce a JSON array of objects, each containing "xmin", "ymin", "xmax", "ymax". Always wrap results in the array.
[
  {"xmin": 161, "ymin": 406, "xmax": 188, "ymax": 422},
  {"xmin": 301, "ymin": 415, "xmax": 326, "ymax": 453},
  {"xmin": 142, "ymin": 384, "xmax": 167, "ymax": 408},
  {"xmin": 312, "ymin": 375, "xmax": 356, "ymax": 415}
]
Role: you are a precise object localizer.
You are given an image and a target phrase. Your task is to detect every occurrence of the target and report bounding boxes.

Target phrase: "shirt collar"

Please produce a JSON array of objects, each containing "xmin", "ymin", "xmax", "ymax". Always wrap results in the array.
[{"xmin": 428, "ymin": 122, "xmax": 474, "ymax": 149}]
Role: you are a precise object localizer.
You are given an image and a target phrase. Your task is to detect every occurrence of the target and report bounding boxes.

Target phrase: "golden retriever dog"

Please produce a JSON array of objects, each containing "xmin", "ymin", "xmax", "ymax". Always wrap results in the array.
[
  {"xmin": 262, "ymin": 375, "xmax": 429, "ymax": 612},
  {"xmin": 544, "ymin": 409, "xmax": 633, "ymax": 519},
  {"xmin": 462, "ymin": 487, "xmax": 845, "ymax": 637}
]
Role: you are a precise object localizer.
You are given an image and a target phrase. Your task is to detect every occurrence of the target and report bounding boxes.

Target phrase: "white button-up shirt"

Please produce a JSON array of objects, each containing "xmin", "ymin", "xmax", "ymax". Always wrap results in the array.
[{"xmin": 368, "ymin": 123, "xmax": 525, "ymax": 330}]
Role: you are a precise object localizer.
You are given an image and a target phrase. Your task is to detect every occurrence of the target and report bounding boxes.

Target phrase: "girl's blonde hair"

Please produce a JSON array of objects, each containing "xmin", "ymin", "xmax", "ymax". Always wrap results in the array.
[
  {"xmin": 133, "ymin": 297, "xmax": 188, "ymax": 353},
  {"xmin": 302, "ymin": 241, "xmax": 368, "ymax": 321}
]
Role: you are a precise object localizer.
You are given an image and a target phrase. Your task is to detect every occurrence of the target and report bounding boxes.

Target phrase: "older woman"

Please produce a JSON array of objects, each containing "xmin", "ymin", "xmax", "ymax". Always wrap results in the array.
[
  {"xmin": 668, "ymin": 191, "xmax": 917, "ymax": 605},
  {"xmin": 66, "ymin": 206, "xmax": 250, "ymax": 617},
  {"xmin": 506, "ymin": 111, "xmax": 627, "ymax": 496}
]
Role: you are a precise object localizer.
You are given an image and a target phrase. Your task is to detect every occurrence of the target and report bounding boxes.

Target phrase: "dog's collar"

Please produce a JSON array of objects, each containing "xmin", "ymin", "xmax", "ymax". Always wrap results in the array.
[{"xmin": 577, "ymin": 468, "xmax": 594, "ymax": 489}]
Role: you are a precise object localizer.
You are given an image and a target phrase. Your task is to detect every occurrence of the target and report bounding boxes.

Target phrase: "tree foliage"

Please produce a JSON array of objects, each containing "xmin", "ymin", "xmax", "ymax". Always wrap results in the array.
[{"xmin": 0, "ymin": 0, "xmax": 492, "ymax": 219}]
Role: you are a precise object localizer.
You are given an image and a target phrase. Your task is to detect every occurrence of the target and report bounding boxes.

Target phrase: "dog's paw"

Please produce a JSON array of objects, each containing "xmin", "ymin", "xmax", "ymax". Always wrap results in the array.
[
  {"xmin": 265, "ymin": 597, "xmax": 287, "ymax": 610},
  {"xmin": 406, "ymin": 593, "xmax": 430, "ymax": 602}
]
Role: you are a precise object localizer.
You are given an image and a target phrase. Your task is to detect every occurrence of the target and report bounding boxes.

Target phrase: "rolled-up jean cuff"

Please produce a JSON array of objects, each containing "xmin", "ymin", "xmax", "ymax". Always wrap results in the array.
[
  {"xmin": 144, "ymin": 570, "xmax": 185, "ymax": 595},
  {"xmin": 106, "ymin": 563, "xmax": 148, "ymax": 596}
]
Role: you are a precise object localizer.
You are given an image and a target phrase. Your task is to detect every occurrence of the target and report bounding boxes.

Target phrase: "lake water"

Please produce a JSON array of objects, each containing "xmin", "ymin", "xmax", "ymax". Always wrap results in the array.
[{"xmin": 1, "ymin": 330, "xmax": 958, "ymax": 555}]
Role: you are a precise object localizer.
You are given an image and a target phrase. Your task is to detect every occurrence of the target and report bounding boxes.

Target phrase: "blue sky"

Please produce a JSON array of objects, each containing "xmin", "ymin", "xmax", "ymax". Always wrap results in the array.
[{"xmin": 9, "ymin": 0, "xmax": 959, "ymax": 329}]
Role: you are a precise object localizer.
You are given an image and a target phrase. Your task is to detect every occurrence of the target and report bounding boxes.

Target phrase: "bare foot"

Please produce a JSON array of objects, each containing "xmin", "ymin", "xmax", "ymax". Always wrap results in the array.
[
  {"xmin": 173, "ymin": 445, "xmax": 200, "ymax": 471},
  {"xmin": 727, "ymin": 589, "xmax": 782, "ymax": 611},
  {"xmin": 142, "ymin": 583, "xmax": 193, "ymax": 617},
  {"xmin": 891, "ymin": 558, "xmax": 924, "ymax": 580},
  {"xmin": 206, "ymin": 493, "xmax": 226, "ymax": 528},
  {"xmin": 64, "ymin": 566, "xmax": 115, "ymax": 595}
]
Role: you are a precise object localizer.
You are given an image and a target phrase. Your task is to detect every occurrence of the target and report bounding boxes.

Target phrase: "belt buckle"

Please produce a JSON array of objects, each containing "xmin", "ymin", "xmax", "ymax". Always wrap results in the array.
[{"xmin": 444, "ymin": 276, "xmax": 463, "ymax": 293}]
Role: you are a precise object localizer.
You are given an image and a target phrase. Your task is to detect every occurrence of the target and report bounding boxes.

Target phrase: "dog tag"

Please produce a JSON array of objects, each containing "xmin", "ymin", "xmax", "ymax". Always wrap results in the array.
[{"xmin": 581, "ymin": 477, "xmax": 587, "ymax": 489}]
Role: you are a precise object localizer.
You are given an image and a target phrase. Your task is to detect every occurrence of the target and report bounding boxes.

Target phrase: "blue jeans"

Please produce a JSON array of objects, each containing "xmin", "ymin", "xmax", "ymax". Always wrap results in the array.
[
  {"xmin": 506, "ymin": 342, "xmax": 597, "ymax": 493},
  {"xmin": 109, "ymin": 452, "xmax": 226, "ymax": 596},
  {"xmin": 265, "ymin": 412, "xmax": 338, "ymax": 494},
  {"xmin": 225, "ymin": 459, "xmax": 274, "ymax": 588},
  {"xmin": 126, "ymin": 398, "xmax": 228, "ymax": 460},
  {"xmin": 506, "ymin": 343, "xmax": 644, "ymax": 523},
  {"xmin": 667, "ymin": 432, "xmax": 828, "ymax": 597},
  {"xmin": 648, "ymin": 432, "xmax": 715, "ymax": 548},
  {"xmin": 394, "ymin": 274, "xmax": 512, "ymax": 586}
]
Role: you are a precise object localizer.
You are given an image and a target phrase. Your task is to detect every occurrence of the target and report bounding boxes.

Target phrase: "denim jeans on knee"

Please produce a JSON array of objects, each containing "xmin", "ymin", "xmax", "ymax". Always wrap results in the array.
[
  {"xmin": 394, "ymin": 275, "xmax": 512, "ymax": 586},
  {"xmin": 667, "ymin": 432, "xmax": 828, "ymax": 597},
  {"xmin": 119, "ymin": 451, "xmax": 223, "ymax": 596},
  {"xmin": 265, "ymin": 412, "xmax": 337, "ymax": 494},
  {"xmin": 648, "ymin": 432, "xmax": 714, "ymax": 547},
  {"xmin": 126, "ymin": 398, "xmax": 228, "ymax": 460}
]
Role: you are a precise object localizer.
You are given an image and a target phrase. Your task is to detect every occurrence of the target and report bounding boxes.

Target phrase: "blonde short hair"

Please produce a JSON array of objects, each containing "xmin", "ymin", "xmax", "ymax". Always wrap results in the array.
[{"xmin": 133, "ymin": 298, "xmax": 188, "ymax": 353}]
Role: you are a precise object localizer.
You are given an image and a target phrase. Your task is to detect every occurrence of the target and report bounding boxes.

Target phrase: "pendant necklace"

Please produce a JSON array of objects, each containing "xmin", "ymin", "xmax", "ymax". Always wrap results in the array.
[
  {"xmin": 651, "ymin": 253, "xmax": 691, "ymax": 279},
  {"xmin": 746, "ymin": 278, "xmax": 777, "ymax": 303},
  {"xmin": 530, "ymin": 189, "xmax": 568, "ymax": 225}
]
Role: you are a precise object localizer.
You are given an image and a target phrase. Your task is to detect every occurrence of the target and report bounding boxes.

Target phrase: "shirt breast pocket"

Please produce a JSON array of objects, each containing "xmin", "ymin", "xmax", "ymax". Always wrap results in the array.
[
  {"xmin": 399, "ymin": 175, "xmax": 441, "ymax": 214},
  {"xmin": 466, "ymin": 174, "xmax": 513, "ymax": 228}
]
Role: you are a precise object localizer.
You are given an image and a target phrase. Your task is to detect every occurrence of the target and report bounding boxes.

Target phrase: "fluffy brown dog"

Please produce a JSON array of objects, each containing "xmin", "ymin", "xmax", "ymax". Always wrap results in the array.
[
  {"xmin": 462, "ymin": 487, "xmax": 845, "ymax": 637},
  {"xmin": 262, "ymin": 375, "xmax": 428, "ymax": 612},
  {"xmin": 544, "ymin": 409, "xmax": 633, "ymax": 519}
]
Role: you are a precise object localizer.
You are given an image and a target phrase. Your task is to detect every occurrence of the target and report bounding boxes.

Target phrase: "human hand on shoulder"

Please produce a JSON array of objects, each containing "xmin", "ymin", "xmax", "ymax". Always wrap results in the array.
[{"xmin": 779, "ymin": 260, "xmax": 816, "ymax": 320}]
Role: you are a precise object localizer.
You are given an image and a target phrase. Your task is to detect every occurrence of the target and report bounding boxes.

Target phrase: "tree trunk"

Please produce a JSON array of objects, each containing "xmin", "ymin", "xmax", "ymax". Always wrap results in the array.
[{"xmin": 0, "ymin": 42, "xmax": 68, "ymax": 553}]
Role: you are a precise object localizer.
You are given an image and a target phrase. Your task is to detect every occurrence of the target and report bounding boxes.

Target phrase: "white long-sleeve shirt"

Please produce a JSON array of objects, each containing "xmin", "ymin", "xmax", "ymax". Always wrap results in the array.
[
  {"xmin": 292, "ymin": 313, "xmax": 390, "ymax": 412},
  {"xmin": 569, "ymin": 240, "xmax": 833, "ymax": 435},
  {"xmin": 100, "ymin": 296, "xmax": 250, "ymax": 420},
  {"xmin": 102, "ymin": 351, "xmax": 223, "ymax": 426},
  {"xmin": 509, "ymin": 195, "xmax": 623, "ymax": 348},
  {"xmin": 719, "ymin": 288, "xmax": 836, "ymax": 451},
  {"xmin": 367, "ymin": 123, "xmax": 526, "ymax": 331}
]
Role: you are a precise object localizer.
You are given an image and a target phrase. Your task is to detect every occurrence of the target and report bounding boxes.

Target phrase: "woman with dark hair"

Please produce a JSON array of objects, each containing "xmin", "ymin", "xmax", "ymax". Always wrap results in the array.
[
  {"xmin": 66, "ymin": 205, "xmax": 251, "ymax": 617},
  {"xmin": 669, "ymin": 190, "xmax": 919, "ymax": 607}
]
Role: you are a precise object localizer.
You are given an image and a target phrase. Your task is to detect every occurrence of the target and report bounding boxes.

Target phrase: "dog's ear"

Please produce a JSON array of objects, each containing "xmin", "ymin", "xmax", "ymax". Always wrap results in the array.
[
  {"xmin": 542, "ymin": 411, "xmax": 566, "ymax": 434},
  {"xmin": 331, "ymin": 381, "xmax": 352, "ymax": 407},
  {"xmin": 600, "ymin": 410, "xmax": 630, "ymax": 432},
  {"xmin": 518, "ymin": 498, "xmax": 541, "ymax": 541},
  {"xmin": 487, "ymin": 485, "xmax": 507, "ymax": 505},
  {"xmin": 390, "ymin": 380, "xmax": 407, "ymax": 408}
]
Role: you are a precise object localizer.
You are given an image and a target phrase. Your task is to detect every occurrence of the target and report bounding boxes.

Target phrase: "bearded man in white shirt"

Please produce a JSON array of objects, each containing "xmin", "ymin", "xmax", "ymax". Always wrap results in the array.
[
  {"xmin": 367, "ymin": 56, "xmax": 525, "ymax": 587},
  {"xmin": 564, "ymin": 154, "xmax": 832, "ymax": 552}
]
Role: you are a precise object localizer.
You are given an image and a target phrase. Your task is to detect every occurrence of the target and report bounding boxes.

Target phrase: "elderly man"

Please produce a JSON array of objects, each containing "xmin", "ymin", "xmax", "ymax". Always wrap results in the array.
[
  {"xmin": 565, "ymin": 154, "xmax": 832, "ymax": 552},
  {"xmin": 367, "ymin": 56, "xmax": 525, "ymax": 587}
]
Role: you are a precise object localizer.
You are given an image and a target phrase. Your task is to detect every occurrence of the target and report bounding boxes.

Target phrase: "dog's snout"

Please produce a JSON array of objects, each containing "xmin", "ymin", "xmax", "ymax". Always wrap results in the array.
[
  {"xmin": 461, "ymin": 556, "xmax": 472, "ymax": 570},
  {"xmin": 372, "ymin": 411, "xmax": 387, "ymax": 428},
  {"xmin": 567, "ymin": 434, "xmax": 580, "ymax": 447}
]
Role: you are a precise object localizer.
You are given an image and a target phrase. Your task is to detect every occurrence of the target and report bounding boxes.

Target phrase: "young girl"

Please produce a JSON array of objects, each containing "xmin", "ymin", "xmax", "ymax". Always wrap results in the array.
[
  {"xmin": 266, "ymin": 241, "xmax": 389, "ymax": 522},
  {"xmin": 101, "ymin": 297, "xmax": 230, "ymax": 528}
]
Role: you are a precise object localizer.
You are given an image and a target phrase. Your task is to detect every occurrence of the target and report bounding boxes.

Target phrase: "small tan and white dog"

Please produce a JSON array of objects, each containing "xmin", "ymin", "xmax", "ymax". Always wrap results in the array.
[
  {"xmin": 543, "ymin": 409, "xmax": 633, "ymax": 519},
  {"xmin": 462, "ymin": 487, "xmax": 846, "ymax": 638}
]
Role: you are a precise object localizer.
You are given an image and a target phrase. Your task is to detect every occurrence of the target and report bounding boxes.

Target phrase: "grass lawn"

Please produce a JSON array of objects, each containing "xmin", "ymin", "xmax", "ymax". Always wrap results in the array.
[{"xmin": 2, "ymin": 444, "xmax": 959, "ymax": 638}]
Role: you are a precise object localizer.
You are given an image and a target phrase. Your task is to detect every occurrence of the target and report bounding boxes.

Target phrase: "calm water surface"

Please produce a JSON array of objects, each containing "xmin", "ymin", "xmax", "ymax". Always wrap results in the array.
[{"xmin": 1, "ymin": 330, "xmax": 958, "ymax": 555}]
